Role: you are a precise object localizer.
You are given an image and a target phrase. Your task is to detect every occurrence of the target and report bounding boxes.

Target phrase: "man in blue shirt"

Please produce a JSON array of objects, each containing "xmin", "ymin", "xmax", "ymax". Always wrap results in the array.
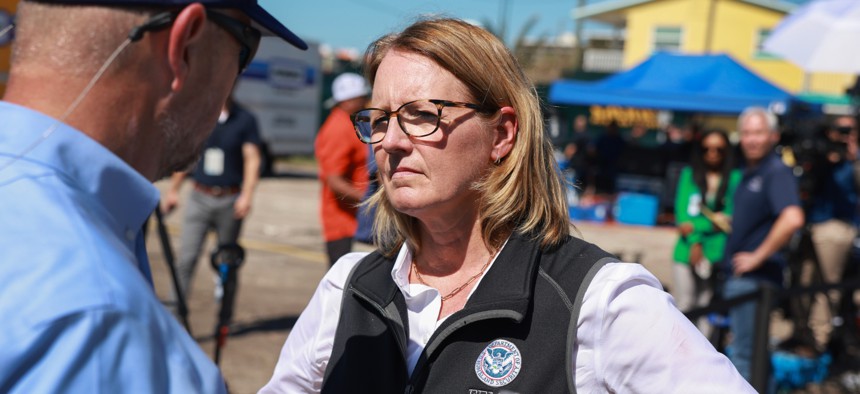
[
  {"xmin": 0, "ymin": 1, "xmax": 305, "ymax": 392},
  {"xmin": 723, "ymin": 107, "xmax": 804, "ymax": 384}
]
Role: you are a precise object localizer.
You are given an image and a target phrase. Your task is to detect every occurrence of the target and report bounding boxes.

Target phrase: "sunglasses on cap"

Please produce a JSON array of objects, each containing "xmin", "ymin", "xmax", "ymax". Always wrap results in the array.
[{"xmin": 129, "ymin": 9, "xmax": 261, "ymax": 74}]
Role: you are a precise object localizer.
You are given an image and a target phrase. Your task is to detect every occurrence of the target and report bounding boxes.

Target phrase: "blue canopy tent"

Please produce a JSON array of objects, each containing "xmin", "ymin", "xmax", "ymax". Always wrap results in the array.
[{"xmin": 549, "ymin": 52, "xmax": 794, "ymax": 114}]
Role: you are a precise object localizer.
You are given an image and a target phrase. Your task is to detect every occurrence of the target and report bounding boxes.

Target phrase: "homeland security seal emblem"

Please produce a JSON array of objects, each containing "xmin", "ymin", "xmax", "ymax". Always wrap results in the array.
[{"xmin": 474, "ymin": 339, "xmax": 522, "ymax": 387}]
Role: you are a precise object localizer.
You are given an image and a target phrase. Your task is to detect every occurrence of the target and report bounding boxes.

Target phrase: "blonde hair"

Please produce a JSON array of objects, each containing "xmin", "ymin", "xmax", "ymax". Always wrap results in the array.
[{"xmin": 364, "ymin": 17, "xmax": 570, "ymax": 257}]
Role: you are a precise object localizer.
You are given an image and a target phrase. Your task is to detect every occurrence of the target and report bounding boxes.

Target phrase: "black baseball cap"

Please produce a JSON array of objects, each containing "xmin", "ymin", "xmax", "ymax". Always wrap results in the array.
[{"xmin": 35, "ymin": 0, "xmax": 307, "ymax": 50}]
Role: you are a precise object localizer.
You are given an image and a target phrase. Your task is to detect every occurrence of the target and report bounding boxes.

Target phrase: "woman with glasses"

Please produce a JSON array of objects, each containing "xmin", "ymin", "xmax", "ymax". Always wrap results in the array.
[
  {"xmin": 261, "ymin": 18, "xmax": 752, "ymax": 393},
  {"xmin": 672, "ymin": 129, "xmax": 741, "ymax": 338}
]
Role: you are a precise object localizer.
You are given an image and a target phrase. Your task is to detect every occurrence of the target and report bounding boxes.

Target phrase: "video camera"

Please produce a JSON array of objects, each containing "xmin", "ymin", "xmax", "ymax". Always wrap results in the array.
[{"xmin": 778, "ymin": 102, "xmax": 853, "ymax": 208}]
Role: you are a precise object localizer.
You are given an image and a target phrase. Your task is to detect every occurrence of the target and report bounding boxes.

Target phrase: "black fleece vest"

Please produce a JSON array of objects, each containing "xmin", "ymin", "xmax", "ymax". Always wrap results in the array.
[{"xmin": 321, "ymin": 233, "xmax": 617, "ymax": 394}]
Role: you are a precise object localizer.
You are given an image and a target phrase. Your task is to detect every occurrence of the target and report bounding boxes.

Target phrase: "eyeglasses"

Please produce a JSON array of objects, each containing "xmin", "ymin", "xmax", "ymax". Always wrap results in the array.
[
  {"xmin": 351, "ymin": 99, "xmax": 496, "ymax": 144},
  {"xmin": 128, "ymin": 9, "xmax": 261, "ymax": 74},
  {"xmin": 702, "ymin": 146, "xmax": 726, "ymax": 154}
]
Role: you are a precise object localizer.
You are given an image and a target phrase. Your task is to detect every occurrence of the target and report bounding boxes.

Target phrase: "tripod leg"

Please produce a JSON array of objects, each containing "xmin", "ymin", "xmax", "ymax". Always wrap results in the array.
[
  {"xmin": 154, "ymin": 206, "xmax": 192, "ymax": 334},
  {"xmin": 788, "ymin": 231, "xmax": 813, "ymax": 344},
  {"xmin": 213, "ymin": 269, "xmax": 238, "ymax": 366},
  {"xmin": 211, "ymin": 244, "xmax": 243, "ymax": 367}
]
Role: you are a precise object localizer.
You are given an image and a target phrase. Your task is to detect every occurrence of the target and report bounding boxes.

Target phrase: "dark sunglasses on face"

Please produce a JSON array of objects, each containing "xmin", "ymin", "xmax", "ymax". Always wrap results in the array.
[
  {"xmin": 128, "ymin": 9, "xmax": 261, "ymax": 74},
  {"xmin": 836, "ymin": 126, "xmax": 855, "ymax": 135},
  {"xmin": 205, "ymin": 10, "xmax": 261, "ymax": 73}
]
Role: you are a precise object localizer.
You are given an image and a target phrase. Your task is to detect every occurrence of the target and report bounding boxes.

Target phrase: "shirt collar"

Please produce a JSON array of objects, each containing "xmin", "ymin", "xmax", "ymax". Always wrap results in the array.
[
  {"xmin": 391, "ymin": 245, "xmax": 413, "ymax": 291},
  {"xmin": 743, "ymin": 152, "xmax": 780, "ymax": 176},
  {"xmin": 0, "ymin": 101, "xmax": 160, "ymax": 236},
  {"xmin": 218, "ymin": 109, "xmax": 230, "ymax": 124},
  {"xmin": 391, "ymin": 236, "xmax": 516, "ymax": 299}
]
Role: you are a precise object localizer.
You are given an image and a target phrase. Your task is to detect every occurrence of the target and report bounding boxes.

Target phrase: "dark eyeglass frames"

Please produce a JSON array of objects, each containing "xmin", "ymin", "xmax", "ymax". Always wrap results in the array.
[
  {"xmin": 351, "ymin": 99, "xmax": 496, "ymax": 144},
  {"xmin": 128, "ymin": 9, "xmax": 261, "ymax": 74}
]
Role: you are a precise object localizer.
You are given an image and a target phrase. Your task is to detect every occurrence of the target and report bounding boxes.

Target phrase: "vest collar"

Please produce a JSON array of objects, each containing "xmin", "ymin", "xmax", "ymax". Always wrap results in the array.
[
  {"xmin": 349, "ymin": 232, "xmax": 540, "ymax": 321},
  {"xmin": 457, "ymin": 232, "xmax": 538, "ymax": 320}
]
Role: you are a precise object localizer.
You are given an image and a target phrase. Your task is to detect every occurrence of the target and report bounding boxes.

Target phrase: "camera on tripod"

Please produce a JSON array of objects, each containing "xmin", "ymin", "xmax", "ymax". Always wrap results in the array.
[
  {"xmin": 779, "ymin": 103, "xmax": 855, "ymax": 208},
  {"xmin": 831, "ymin": 125, "xmax": 855, "ymax": 156}
]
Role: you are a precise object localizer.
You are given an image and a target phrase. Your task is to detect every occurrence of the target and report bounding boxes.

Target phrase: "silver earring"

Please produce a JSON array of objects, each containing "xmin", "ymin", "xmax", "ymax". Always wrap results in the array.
[{"xmin": 494, "ymin": 156, "xmax": 501, "ymax": 165}]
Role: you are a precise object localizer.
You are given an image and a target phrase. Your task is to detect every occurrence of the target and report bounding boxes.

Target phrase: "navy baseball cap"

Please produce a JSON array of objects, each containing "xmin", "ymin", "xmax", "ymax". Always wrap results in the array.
[{"xmin": 36, "ymin": 0, "xmax": 307, "ymax": 50}]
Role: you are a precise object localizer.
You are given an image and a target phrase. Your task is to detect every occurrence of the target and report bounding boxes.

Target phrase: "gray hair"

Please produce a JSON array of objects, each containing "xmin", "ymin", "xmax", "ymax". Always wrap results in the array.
[{"xmin": 737, "ymin": 106, "xmax": 778, "ymax": 133}]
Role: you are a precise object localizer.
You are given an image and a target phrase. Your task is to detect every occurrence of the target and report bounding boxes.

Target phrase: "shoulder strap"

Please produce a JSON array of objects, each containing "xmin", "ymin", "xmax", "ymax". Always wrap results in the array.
[
  {"xmin": 567, "ymin": 256, "xmax": 618, "ymax": 394},
  {"xmin": 321, "ymin": 252, "xmax": 377, "ymax": 384}
]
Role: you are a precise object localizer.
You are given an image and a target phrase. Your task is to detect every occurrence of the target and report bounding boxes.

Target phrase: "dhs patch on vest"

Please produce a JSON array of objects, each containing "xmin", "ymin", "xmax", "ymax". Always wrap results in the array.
[{"xmin": 474, "ymin": 339, "xmax": 522, "ymax": 387}]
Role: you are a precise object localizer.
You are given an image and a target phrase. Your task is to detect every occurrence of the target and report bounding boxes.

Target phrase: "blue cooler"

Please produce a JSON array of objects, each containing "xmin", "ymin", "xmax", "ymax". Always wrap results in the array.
[
  {"xmin": 569, "ymin": 203, "xmax": 609, "ymax": 223},
  {"xmin": 613, "ymin": 192, "xmax": 658, "ymax": 226}
]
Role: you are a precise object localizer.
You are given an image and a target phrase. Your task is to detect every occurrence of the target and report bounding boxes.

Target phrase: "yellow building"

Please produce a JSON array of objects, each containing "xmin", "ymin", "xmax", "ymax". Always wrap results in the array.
[
  {"xmin": 574, "ymin": 0, "xmax": 854, "ymax": 103},
  {"xmin": 0, "ymin": 0, "xmax": 17, "ymax": 96}
]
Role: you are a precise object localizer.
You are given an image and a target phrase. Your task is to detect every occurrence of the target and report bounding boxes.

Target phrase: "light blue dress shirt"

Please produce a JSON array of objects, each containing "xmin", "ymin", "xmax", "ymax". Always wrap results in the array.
[{"xmin": 0, "ymin": 102, "xmax": 227, "ymax": 393}]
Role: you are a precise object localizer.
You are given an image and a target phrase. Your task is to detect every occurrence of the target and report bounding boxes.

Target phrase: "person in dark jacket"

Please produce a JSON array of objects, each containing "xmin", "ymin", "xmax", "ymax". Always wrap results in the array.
[{"xmin": 260, "ymin": 17, "xmax": 752, "ymax": 394}]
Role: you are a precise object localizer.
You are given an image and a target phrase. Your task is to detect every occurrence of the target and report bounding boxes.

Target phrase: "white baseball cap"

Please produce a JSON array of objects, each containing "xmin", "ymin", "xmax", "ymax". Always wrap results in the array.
[{"xmin": 326, "ymin": 73, "xmax": 370, "ymax": 108}]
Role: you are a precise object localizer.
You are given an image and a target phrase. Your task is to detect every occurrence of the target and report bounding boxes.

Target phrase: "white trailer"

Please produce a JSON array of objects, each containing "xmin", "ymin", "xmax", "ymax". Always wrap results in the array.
[{"xmin": 234, "ymin": 37, "xmax": 322, "ymax": 161}]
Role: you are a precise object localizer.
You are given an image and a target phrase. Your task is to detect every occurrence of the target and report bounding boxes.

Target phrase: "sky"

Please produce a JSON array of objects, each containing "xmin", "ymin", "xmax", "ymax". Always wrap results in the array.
[
  {"xmin": 260, "ymin": 0, "xmax": 589, "ymax": 53},
  {"xmin": 260, "ymin": 0, "xmax": 809, "ymax": 54}
]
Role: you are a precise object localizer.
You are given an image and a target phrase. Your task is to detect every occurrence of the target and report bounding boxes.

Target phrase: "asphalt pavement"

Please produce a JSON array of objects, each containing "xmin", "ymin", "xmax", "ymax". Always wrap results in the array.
[
  {"xmin": 148, "ymin": 163, "xmax": 376, "ymax": 393},
  {"xmin": 144, "ymin": 161, "xmax": 793, "ymax": 393}
]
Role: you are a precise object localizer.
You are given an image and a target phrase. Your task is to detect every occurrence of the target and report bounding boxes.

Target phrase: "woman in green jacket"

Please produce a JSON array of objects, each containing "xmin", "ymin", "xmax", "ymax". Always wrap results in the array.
[{"xmin": 673, "ymin": 129, "xmax": 741, "ymax": 336}]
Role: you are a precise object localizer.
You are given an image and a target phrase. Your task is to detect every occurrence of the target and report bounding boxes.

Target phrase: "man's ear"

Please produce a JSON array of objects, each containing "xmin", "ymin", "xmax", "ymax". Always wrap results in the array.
[
  {"xmin": 492, "ymin": 106, "xmax": 518, "ymax": 161},
  {"xmin": 167, "ymin": 3, "xmax": 207, "ymax": 92}
]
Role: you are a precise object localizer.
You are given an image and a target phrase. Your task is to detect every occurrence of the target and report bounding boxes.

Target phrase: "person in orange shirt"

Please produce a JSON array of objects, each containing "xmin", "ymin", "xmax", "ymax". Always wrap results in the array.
[{"xmin": 315, "ymin": 73, "xmax": 370, "ymax": 266}]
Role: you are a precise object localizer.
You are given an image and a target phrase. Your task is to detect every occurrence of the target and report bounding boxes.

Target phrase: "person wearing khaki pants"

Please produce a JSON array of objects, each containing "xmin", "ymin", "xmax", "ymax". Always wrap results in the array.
[
  {"xmin": 802, "ymin": 115, "xmax": 860, "ymax": 352},
  {"xmin": 803, "ymin": 220, "xmax": 857, "ymax": 349}
]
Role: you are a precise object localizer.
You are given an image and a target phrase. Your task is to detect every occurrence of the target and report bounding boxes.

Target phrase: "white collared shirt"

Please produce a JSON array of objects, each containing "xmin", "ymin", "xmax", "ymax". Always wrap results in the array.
[{"xmin": 260, "ymin": 243, "xmax": 754, "ymax": 393}]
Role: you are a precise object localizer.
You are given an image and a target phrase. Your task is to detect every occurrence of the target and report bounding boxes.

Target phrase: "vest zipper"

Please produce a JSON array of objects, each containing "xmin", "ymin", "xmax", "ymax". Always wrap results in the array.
[{"xmin": 350, "ymin": 286, "xmax": 409, "ymax": 357}]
